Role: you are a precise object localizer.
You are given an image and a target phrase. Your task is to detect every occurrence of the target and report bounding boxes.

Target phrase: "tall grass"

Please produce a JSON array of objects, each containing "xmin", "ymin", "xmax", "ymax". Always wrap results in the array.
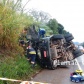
[
  {"xmin": 0, "ymin": 0, "xmax": 34, "ymax": 52},
  {"xmin": 0, "ymin": 55, "xmax": 41, "ymax": 84}
]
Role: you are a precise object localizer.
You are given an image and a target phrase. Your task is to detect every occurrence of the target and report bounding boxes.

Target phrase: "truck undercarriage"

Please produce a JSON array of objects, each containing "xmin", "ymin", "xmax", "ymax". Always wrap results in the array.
[{"xmin": 31, "ymin": 34, "xmax": 83, "ymax": 69}]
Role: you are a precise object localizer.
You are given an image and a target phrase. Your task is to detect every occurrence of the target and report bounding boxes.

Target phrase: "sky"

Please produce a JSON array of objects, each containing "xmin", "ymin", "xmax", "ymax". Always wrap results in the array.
[{"xmin": 22, "ymin": 0, "xmax": 84, "ymax": 43}]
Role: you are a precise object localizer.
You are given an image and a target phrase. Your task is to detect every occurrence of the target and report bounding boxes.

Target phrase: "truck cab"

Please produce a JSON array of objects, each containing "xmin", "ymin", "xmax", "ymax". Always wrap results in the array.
[{"xmin": 37, "ymin": 35, "xmax": 74, "ymax": 69}]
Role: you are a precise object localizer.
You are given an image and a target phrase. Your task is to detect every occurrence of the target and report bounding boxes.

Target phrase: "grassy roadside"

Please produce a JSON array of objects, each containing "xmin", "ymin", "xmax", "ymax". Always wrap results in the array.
[{"xmin": 0, "ymin": 55, "xmax": 41, "ymax": 84}]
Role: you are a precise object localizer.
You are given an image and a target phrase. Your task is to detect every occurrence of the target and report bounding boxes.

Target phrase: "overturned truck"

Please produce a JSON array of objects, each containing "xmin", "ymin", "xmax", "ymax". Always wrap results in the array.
[{"xmin": 26, "ymin": 27, "xmax": 83, "ymax": 70}]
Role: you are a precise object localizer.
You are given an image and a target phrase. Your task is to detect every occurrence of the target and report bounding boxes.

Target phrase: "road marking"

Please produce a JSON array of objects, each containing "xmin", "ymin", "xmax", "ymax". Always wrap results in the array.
[{"xmin": 75, "ymin": 59, "xmax": 82, "ymax": 70}]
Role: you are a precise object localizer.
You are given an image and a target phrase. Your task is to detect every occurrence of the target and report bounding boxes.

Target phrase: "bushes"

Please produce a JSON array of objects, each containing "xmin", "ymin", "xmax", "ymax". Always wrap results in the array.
[{"xmin": 0, "ymin": 55, "xmax": 41, "ymax": 84}]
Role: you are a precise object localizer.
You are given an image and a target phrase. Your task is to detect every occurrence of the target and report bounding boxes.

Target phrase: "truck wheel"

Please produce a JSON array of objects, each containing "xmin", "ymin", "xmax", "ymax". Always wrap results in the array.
[
  {"xmin": 64, "ymin": 33, "xmax": 73, "ymax": 38},
  {"xmin": 73, "ymin": 49, "xmax": 83, "ymax": 58},
  {"xmin": 65, "ymin": 36, "xmax": 74, "ymax": 42},
  {"xmin": 51, "ymin": 34, "xmax": 64, "ymax": 40},
  {"xmin": 73, "ymin": 49, "xmax": 82, "ymax": 55},
  {"xmin": 50, "ymin": 59, "xmax": 58, "ymax": 70},
  {"xmin": 73, "ymin": 52, "xmax": 83, "ymax": 58}
]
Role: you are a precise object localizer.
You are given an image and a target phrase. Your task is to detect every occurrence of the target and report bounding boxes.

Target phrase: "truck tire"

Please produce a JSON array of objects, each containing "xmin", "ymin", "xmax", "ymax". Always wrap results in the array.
[
  {"xmin": 51, "ymin": 34, "xmax": 64, "ymax": 40},
  {"xmin": 65, "ymin": 36, "xmax": 74, "ymax": 42},
  {"xmin": 73, "ymin": 49, "xmax": 83, "ymax": 58},
  {"xmin": 73, "ymin": 49, "xmax": 82, "ymax": 55},
  {"xmin": 64, "ymin": 33, "xmax": 73, "ymax": 38},
  {"xmin": 73, "ymin": 52, "xmax": 83, "ymax": 58}
]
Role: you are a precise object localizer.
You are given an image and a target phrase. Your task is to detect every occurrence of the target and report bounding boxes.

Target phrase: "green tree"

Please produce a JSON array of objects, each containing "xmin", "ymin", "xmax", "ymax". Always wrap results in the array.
[
  {"xmin": 57, "ymin": 23, "xmax": 64, "ymax": 34},
  {"xmin": 47, "ymin": 19, "xmax": 58, "ymax": 34}
]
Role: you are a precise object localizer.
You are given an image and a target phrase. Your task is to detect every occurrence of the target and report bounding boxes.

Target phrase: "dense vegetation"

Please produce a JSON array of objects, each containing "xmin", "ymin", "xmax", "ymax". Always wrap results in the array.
[
  {"xmin": 0, "ymin": 0, "xmax": 40, "ymax": 84},
  {"xmin": 0, "ymin": 0, "xmax": 69, "ymax": 84}
]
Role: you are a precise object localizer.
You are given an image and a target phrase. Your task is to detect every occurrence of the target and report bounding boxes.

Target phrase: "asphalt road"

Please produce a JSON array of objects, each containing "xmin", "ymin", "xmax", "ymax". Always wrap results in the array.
[{"xmin": 31, "ymin": 55, "xmax": 84, "ymax": 84}]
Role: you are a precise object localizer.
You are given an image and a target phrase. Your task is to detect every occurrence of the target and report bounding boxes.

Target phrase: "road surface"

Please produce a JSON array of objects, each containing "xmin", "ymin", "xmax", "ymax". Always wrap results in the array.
[{"xmin": 31, "ymin": 55, "xmax": 84, "ymax": 84}]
